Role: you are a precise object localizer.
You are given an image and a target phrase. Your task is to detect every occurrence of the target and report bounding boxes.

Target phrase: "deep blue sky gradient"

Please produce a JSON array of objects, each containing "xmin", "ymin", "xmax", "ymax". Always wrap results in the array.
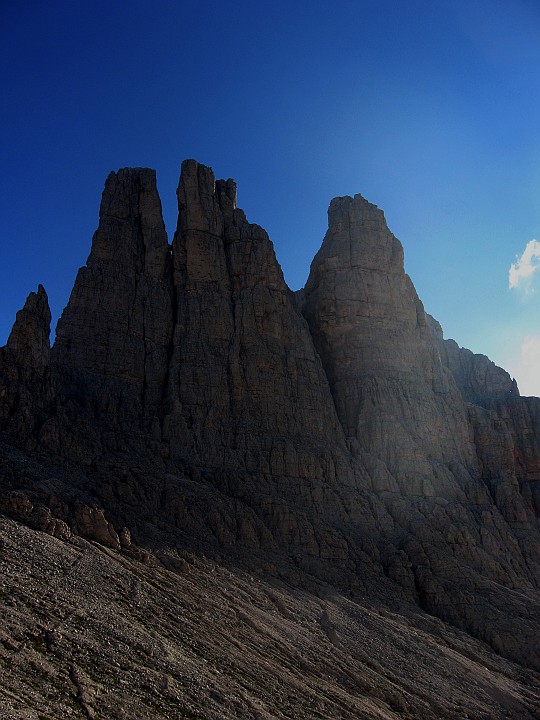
[{"xmin": 2, "ymin": 0, "xmax": 540, "ymax": 392}]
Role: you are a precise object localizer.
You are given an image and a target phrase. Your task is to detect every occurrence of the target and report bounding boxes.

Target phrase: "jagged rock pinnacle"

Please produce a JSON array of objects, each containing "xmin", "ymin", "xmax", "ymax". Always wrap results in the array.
[{"xmin": 7, "ymin": 284, "xmax": 51, "ymax": 367}]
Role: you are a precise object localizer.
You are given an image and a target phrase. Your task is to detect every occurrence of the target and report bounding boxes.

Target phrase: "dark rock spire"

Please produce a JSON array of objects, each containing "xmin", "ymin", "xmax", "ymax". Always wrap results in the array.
[
  {"xmin": 0, "ymin": 285, "xmax": 52, "ymax": 441},
  {"xmin": 52, "ymin": 168, "xmax": 174, "ymax": 430},
  {"xmin": 7, "ymin": 283, "xmax": 51, "ymax": 368}
]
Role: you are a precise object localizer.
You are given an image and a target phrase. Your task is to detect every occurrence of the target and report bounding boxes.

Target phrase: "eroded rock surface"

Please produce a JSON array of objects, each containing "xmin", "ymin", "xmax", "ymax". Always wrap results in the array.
[
  {"xmin": 2, "ymin": 516, "xmax": 539, "ymax": 720},
  {"xmin": 0, "ymin": 161, "xmax": 539, "ymax": 717}
]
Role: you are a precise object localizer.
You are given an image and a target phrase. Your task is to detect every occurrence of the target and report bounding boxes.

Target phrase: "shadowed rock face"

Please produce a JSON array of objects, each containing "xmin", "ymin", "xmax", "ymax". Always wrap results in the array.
[
  {"xmin": 0, "ymin": 284, "xmax": 52, "ymax": 442},
  {"xmin": 6, "ymin": 284, "xmax": 51, "ymax": 368},
  {"xmin": 164, "ymin": 160, "xmax": 348, "ymax": 475},
  {"xmin": 1, "ymin": 160, "xmax": 540, "ymax": 698},
  {"xmin": 52, "ymin": 168, "xmax": 174, "ymax": 433}
]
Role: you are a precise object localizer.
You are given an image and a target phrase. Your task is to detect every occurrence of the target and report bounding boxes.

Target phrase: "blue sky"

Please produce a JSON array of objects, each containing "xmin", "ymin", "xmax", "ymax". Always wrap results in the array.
[{"xmin": 2, "ymin": 0, "xmax": 539, "ymax": 394}]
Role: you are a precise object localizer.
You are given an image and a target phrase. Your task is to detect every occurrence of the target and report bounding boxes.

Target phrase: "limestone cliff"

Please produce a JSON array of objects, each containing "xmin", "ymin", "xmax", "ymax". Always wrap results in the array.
[{"xmin": 0, "ymin": 162, "xmax": 539, "ymax": 693}]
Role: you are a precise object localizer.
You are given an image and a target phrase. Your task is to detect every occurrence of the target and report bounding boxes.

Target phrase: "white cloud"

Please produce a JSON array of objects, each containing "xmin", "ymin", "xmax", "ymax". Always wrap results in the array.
[
  {"xmin": 507, "ymin": 334, "xmax": 540, "ymax": 397},
  {"xmin": 509, "ymin": 239, "xmax": 540, "ymax": 290}
]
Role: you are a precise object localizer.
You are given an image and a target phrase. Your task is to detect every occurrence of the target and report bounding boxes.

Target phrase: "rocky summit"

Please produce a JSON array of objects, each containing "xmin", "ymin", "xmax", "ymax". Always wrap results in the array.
[{"xmin": 0, "ymin": 160, "xmax": 539, "ymax": 720}]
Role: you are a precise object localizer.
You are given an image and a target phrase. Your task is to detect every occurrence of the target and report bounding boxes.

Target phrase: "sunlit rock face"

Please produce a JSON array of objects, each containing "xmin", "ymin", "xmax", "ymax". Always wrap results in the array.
[{"xmin": 0, "ymin": 161, "xmax": 539, "ymax": 678}]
